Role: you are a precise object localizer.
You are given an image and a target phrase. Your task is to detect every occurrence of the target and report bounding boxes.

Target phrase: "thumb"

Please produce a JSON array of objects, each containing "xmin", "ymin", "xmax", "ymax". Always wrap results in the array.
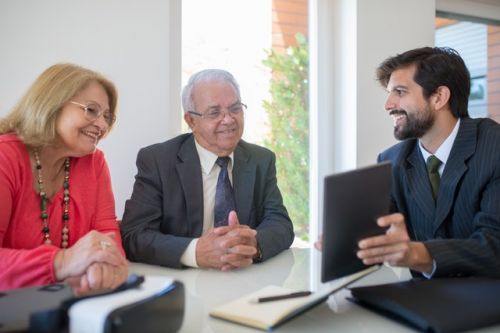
[{"xmin": 228, "ymin": 210, "xmax": 239, "ymax": 226}]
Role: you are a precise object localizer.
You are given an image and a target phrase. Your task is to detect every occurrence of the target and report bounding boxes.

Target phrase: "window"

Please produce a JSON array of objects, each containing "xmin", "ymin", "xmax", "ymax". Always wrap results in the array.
[{"xmin": 435, "ymin": 15, "xmax": 500, "ymax": 123}]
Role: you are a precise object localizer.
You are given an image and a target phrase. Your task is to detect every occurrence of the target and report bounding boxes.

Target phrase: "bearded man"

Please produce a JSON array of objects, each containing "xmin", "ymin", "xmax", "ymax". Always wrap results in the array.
[{"xmin": 356, "ymin": 47, "xmax": 500, "ymax": 278}]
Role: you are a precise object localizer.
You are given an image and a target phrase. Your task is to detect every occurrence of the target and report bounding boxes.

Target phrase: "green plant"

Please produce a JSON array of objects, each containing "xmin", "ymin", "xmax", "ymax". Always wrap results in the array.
[{"xmin": 263, "ymin": 33, "xmax": 309, "ymax": 240}]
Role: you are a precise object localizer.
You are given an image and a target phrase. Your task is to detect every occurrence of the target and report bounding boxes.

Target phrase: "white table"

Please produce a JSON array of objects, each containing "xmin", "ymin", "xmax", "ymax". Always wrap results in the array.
[{"xmin": 129, "ymin": 248, "xmax": 499, "ymax": 332}]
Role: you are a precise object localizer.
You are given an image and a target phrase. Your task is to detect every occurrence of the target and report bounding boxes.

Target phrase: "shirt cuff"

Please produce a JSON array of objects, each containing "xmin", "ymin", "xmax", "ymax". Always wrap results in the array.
[
  {"xmin": 422, "ymin": 259, "xmax": 437, "ymax": 279},
  {"xmin": 180, "ymin": 238, "xmax": 199, "ymax": 268}
]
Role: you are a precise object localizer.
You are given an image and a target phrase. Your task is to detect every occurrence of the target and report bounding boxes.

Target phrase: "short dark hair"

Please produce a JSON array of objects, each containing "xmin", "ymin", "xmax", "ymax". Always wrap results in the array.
[{"xmin": 376, "ymin": 47, "xmax": 470, "ymax": 118}]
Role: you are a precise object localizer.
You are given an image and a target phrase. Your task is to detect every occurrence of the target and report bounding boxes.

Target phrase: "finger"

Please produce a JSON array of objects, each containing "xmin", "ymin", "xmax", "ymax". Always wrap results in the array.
[
  {"xmin": 360, "ymin": 252, "xmax": 405, "ymax": 266},
  {"xmin": 228, "ymin": 211, "xmax": 239, "ymax": 226},
  {"xmin": 88, "ymin": 249, "xmax": 126, "ymax": 267},
  {"xmin": 75, "ymin": 232, "xmax": 122, "ymax": 261},
  {"xmin": 227, "ymin": 244, "xmax": 258, "ymax": 256},
  {"xmin": 220, "ymin": 234, "xmax": 257, "ymax": 249},
  {"xmin": 357, "ymin": 242, "xmax": 409, "ymax": 264},
  {"xmin": 106, "ymin": 264, "xmax": 124, "ymax": 290},
  {"xmin": 65, "ymin": 276, "xmax": 82, "ymax": 295},
  {"xmin": 213, "ymin": 223, "xmax": 249, "ymax": 236},
  {"xmin": 220, "ymin": 263, "xmax": 236, "ymax": 272},
  {"xmin": 221, "ymin": 254, "xmax": 253, "ymax": 268},
  {"xmin": 113, "ymin": 265, "xmax": 129, "ymax": 288},
  {"xmin": 225, "ymin": 227, "xmax": 257, "ymax": 239},
  {"xmin": 93, "ymin": 237, "xmax": 127, "ymax": 262},
  {"xmin": 357, "ymin": 244, "xmax": 397, "ymax": 259},
  {"xmin": 359, "ymin": 228, "xmax": 410, "ymax": 248},
  {"xmin": 101, "ymin": 234, "xmax": 125, "ymax": 256},
  {"xmin": 98, "ymin": 264, "xmax": 115, "ymax": 290},
  {"xmin": 358, "ymin": 234, "xmax": 391, "ymax": 249},
  {"xmin": 80, "ymin": 274, "xmax": 90, "ymax": 293},
  {"xmin": 72, "ymin": 274, "xmax": 90, "ymax": 296},
  {"xmin": 87, "ymin": 264, "xmax": 104, "ymax": 291},
  {"xmin": 360, "ymin": 256, "xmax": 385, "ymax": 265},
  {"xmin": 212, "ymin": 224, "xmax": 238, "ymax": 235},
  {"xmin": 86, "ymin": 231, "xmax": 118, "ymax": 250},
  {"xmin": 377, "ymin": 213, "xmax": 404, "ymax": 227},
  {"xmin": 96, "ymin": 238, "xmax": 128, "ymax": 265}
]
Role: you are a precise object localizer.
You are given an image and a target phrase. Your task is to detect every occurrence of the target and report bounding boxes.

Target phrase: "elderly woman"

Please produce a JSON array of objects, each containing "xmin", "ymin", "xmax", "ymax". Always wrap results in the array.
[{"xmin": 0, "ymin": 63, "xmax": 128, "ymax": 294}]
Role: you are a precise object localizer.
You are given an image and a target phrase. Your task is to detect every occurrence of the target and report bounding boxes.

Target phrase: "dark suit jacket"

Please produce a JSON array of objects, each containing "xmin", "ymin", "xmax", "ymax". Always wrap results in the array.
[
  {"xmin": 121, "ymin": 133, "xmax": 294, "ymax": 268},
  {"xmin": 378, "ymin": 117, "xmax": 500, "ymax": 277}
]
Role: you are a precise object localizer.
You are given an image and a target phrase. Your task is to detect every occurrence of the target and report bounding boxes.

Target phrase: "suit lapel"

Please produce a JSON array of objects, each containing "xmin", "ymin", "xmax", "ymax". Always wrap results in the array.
[
  {"xmin": 233, "ymin": 143, "xmax": 256, "ymax": 225},
  {"xmin": 176, "ymin": 135, "xmax": 204, "ymax": 236},
  {"xmin": 434, "ymin": 118, "xmax": 476, "ymax": 233}
]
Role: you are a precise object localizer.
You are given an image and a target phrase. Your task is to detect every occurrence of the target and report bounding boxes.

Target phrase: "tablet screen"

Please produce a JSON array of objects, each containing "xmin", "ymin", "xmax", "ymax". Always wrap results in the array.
[{"xmin": 321, "ymin": 161, "xmax": 392, "ymax": 282}]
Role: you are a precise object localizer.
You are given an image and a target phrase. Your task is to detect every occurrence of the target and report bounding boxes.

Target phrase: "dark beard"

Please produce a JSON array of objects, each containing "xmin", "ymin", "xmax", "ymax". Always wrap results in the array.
[{"xmin": 391, "ymin": 108, "xmax": 434, "ymax": 140}]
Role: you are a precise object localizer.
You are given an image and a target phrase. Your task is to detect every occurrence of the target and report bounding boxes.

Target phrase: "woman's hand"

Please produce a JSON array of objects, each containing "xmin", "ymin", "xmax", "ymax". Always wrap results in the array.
[
  {"xmin": 68, "ymin": 262, "xmax": 129, "ymax": 296},
  {"xmin": 53, "ymin": 230, "xmax": 127, "ymax": 282}
]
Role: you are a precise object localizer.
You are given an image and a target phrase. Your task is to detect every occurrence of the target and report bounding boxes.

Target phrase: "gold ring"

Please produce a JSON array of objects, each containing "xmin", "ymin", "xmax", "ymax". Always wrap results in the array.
[{"xmin": 100, "ymin": 240, "xmax": 112, "ymax": 250}]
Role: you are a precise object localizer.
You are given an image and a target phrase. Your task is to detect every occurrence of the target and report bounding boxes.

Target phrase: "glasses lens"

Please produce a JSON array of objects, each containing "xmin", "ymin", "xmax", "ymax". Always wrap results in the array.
[
  {"xmin": 202, "ymin": 103, "xmax": 245, "ymax": 120},
  {"xmin": 84, "ymin": 103, "xmax": 102, "ymax": 121},
  {"xmin": 206, "ymin": 110, "xmax": 222, "ymax": 119},
  {"xmin": 230, "ymin": 104, "xmax": 245, "ymax": 114}
]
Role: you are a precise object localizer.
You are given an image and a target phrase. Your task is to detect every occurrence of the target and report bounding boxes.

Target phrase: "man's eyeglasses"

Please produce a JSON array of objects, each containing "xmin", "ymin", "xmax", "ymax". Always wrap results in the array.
[
  {"xmin": 70, "ymin": 101, "xmax": 116, "ymax": 126},
  {"xmin": 188, "ymin": 102, "xmax": 246, "ymax": 121}
]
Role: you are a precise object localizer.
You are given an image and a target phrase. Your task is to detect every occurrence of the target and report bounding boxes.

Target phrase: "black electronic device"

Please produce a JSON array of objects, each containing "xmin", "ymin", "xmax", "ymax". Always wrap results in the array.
[{"xmin": 321, "ymin": 161, "xmax": 392, "ymax": 282}]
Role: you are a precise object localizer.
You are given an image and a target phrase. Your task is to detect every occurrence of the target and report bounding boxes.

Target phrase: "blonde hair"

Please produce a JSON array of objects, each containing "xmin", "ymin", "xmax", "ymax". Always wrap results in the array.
[{"xmin": 0, "ymin": 63, "xmax": 118, "ymax": 148}]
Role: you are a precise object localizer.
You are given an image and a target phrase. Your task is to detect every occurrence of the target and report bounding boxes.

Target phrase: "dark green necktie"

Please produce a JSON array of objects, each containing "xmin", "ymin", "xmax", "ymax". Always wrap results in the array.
[{"xmin": 426, "ymin": 155, "xmax": 442, "ymax": 201}]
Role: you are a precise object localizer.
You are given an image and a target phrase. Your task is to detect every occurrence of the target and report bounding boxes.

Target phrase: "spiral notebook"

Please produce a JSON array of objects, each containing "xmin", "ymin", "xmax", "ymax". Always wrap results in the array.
[{"xmin": 209, "ymin": 265, "xmax": 379, "ymax": 331}]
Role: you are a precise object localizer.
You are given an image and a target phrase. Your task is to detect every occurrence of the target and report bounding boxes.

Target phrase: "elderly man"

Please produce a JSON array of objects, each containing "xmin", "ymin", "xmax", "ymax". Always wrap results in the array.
[{"xmin": 121, "ymin": 69, "xmax": 294, "ymax": 271}]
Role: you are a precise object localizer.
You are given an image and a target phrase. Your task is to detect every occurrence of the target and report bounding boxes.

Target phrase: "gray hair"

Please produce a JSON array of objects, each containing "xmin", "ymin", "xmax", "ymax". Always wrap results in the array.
[{"xmin": 181, "ymin": 69, "xmax": 241, "ymax": 113}]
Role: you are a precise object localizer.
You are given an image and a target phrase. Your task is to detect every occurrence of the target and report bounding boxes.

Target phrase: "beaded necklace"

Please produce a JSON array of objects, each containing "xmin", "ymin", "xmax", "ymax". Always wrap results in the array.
[{"xmin": 33, "ymin": 151, "xmax": 71, "ymax": 248}]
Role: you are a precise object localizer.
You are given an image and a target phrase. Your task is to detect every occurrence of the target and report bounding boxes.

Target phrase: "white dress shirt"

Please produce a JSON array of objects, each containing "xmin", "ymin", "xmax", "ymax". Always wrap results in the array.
[
  {"xmin": 418, "ymin": 118, "xmax": 460, "ymax": 176},
  {"xmin": 179, "ymin": 139, "xmax": 234, "ymax": 267}
]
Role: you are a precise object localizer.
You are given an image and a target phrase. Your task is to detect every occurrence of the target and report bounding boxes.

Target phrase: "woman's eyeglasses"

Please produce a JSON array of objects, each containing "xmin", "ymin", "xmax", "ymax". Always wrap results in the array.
[{"xmin": 70, "ymin": 101, "xmax": 115, "ymax": 126}]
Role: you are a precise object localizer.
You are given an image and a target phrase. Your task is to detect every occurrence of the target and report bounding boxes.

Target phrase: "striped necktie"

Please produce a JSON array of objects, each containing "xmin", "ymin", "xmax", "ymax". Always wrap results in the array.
[{"xmin": 214, "ymin": 157, "xmax": 236, "ymax": 227}]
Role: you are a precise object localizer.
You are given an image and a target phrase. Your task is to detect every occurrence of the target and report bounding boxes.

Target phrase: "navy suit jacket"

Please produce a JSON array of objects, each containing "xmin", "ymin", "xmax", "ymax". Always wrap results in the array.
[
  {"xmin": 378, "ymin": 117, "xmax": 500, "ymax": 277},
  {"xmin": 121, "ymin": 133, "xmax": 294, "ymax": 268}
]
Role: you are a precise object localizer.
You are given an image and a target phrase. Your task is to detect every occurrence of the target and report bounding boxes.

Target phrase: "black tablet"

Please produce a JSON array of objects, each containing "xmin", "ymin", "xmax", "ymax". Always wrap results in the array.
[{"xmin": 321, "ymin": 161, "xmax": 392, "ymax": 282}]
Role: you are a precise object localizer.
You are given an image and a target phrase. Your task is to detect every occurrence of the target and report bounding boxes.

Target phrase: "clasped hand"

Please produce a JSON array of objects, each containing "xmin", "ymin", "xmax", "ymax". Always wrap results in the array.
[
  {"xmin": 196, "ymin": 211, "xmax": 258, "ymax": 271},
  {"xmin": 54, "ymin": 230, "xmax": 129, "ymax": 295}
]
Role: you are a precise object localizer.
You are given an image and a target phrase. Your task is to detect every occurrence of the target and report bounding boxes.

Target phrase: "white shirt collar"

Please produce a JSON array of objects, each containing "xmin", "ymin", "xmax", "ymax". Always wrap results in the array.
[
  {"xmin": 194, "ymin": 138, "xmax": 234, "ymax": 175},
  {"xmin": 419, "ymin": 118, "xmax": 460, "ymax": 167}
]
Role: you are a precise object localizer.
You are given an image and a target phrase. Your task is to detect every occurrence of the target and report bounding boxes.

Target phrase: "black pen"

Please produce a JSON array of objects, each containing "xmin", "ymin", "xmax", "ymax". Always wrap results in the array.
[{"xmin": 254, "ymin": 291, "xmax": 312, "ymax": 303}]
